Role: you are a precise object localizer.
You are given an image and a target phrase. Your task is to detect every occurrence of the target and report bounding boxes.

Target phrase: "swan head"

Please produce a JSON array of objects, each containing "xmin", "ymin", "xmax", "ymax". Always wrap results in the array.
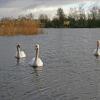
[{"xmin": 35, "ymin": 44, "xmax": 39, "ymax": 50}]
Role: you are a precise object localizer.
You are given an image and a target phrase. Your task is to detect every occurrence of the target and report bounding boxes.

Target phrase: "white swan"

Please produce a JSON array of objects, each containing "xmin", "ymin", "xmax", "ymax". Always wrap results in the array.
[
  {"xmin": 29, "ymin": 44, "xmax": 43, "ymax": 67},
  {"xmin": 94, "ymin": 40, "xmax": 100, "ymax": 56},
  {"xmin": 15, "ymin": 44, "xmax": 26, "ymax": 59}
]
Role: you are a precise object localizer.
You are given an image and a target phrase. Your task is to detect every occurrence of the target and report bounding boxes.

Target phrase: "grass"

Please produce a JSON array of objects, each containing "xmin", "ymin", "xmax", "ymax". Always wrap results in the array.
[{"xmin": 0, "ymin": 18, "xmax": 41, "ymax": 36}]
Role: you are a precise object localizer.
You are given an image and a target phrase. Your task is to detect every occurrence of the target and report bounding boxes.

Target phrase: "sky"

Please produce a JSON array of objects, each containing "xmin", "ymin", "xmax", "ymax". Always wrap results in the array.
[{"xmin": 0, "ymin": 0, "xmax": 100, "ymax": 19}]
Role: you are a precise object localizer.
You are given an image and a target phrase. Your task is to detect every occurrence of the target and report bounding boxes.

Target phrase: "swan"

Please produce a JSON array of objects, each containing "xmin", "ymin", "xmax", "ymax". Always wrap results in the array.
[
  {"xmin": 94, "ymin": 40, "xmax": 100, "ymax": 56},
  {"xmin": 15, "ymin": 44, "xmax": 26, "ymax": 59},
  {"xmin": 29, "ymin": 44, "xmax": 43, "ymax": 67}
]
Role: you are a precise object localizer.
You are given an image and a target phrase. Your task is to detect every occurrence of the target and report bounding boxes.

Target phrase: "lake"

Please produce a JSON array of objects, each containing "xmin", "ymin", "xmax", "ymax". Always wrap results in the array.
[{"xmin": 0, "ymin": 28, "xmax": 100, "ymax": 100}]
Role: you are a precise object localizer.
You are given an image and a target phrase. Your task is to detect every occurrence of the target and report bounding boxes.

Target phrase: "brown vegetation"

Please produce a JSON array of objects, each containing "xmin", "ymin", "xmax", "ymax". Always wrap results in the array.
[{"xmin": 0, "ymin": 17, "xmax": 41, "ymax": 36}]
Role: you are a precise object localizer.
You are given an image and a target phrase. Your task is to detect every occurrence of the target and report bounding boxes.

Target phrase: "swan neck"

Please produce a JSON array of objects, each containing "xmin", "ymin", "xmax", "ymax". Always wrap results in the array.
[
  {"xmin": 97, "ymin": 41, "xmax": 99, "ymax": 50},
  {"xmin": 17, "ymin": 47, "xmax": 20, "ymax": 56},
  {"xmin": 97, "ymin": 44, "xmax": 99, "ymax": 51},
  {"xmin": 96, "ymin": 47, "xmax": 98, "ymax": 53},
  {"xmin": 35, "ymin": 48, "xmax": 39, "ymax": 60}
]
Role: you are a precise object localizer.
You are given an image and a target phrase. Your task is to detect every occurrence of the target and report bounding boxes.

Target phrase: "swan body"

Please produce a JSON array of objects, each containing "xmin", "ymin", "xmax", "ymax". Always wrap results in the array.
[
  {"xmin": 29, "ymin": 57, "xmax": 43, "ymax": 67},
  {"xmin": 94, "ymin": 49, "xmax": 100, "ymax": 56},
  {"xmin": 94, "ymin": 40, "xmax": 100, "ymax": 57},
  {"xmin": 29, "ymin": 44, "xmax": 43, "ymax": 67},
  {"xmin": 15, "ymin": 44, "xmax": 26, "ymax": 59}
]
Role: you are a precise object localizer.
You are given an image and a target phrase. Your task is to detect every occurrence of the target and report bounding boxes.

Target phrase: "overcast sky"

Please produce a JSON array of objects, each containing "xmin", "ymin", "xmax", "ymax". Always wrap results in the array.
[{"xmin": 0, "ymin": 0, "xmax": 100, "ymax": 18}]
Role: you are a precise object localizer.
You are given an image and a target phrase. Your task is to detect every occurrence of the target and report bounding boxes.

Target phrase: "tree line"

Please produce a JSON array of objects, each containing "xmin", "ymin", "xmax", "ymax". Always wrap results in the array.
[{"xmin": 38, "ymin": 7, "xmax": 100, "ymax": 28}]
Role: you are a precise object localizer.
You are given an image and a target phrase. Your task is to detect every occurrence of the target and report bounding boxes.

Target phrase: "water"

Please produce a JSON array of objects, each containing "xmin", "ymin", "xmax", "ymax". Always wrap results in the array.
[{"xmin": 0, "ymin": 28, "xmax": 100, "ymax": 100}]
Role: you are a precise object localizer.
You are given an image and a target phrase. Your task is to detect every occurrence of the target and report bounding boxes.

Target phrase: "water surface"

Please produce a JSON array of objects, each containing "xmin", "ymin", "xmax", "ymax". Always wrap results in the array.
[{"xmin": 0, "ymin": 28, "xmax": 100, "ymax": 100}]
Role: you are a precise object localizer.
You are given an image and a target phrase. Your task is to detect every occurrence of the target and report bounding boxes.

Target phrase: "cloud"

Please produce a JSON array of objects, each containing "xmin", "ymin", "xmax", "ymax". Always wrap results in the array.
[{"xmin": 0, "ymin": 0, "xmax": 100, "ymax": 18}]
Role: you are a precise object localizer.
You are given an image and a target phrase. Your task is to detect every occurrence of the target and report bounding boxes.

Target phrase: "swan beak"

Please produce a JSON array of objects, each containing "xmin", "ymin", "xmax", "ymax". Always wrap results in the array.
[
  {"xmin": 17, "ymin": 44, "xmax": 20, "ymax": 48},
  {"xmin": 34, "ymin": 45, "xmax": 37, "ymax": 50}
]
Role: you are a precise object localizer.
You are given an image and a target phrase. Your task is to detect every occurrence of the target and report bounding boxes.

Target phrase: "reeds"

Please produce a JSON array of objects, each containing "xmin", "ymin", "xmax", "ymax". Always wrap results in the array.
[{"xmin": 0, "ymin": 17, "xmax": 41, "ymax": 36}]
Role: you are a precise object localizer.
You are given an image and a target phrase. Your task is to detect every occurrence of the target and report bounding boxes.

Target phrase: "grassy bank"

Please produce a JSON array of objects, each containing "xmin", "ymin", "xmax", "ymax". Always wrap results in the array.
[{"xmin": 0, "ymin": 17, "xmax": 41, "ymax": 36}]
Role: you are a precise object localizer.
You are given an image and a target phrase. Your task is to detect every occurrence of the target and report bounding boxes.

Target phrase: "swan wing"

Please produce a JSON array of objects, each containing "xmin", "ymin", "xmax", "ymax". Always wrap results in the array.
[
  {"xmin": 20, "ymin": 51, "xmax": 26, "ymax": 58},
  {"xmin": 29, "ymin": 58, "xmax": 35, "ymax": 66},
  {"xmin": 93, "ymin": 49, "xmax": 100, "ymax": 56},
  {"xmin": 37, "ymin": 58, "xmax": 43, "ymax": 67}
]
